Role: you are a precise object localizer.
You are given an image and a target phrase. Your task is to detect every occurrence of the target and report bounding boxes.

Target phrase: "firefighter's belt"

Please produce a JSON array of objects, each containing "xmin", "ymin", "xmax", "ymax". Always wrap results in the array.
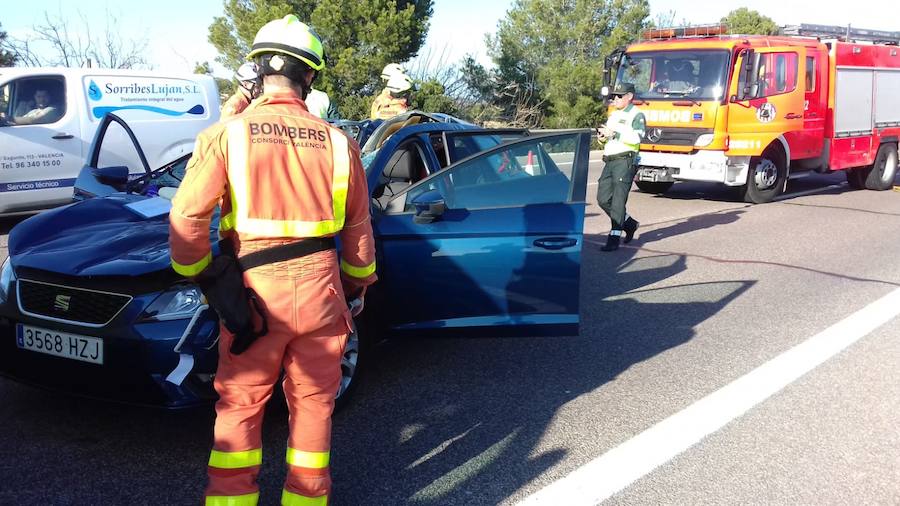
[
  {"xmin": 195, "ymin": 237, "xmax": 337, "ymax": 355},
  {"xmin": 236, "ymin": 237, "xmax": 336, "ymax": 271}
]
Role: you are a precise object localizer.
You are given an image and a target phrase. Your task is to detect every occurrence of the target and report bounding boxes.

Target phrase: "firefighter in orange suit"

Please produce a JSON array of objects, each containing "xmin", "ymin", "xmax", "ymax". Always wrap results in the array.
[
  {"xmin": 168, "ymin": 15, "xmax": 376, "ymax": 506},
  {"xmin": 369, "ymin": 66, "xmax": 412, "ymax": 120},
  {"xmin": 221, "ymin": 62, "xmax": 263, "ymax": 119}
]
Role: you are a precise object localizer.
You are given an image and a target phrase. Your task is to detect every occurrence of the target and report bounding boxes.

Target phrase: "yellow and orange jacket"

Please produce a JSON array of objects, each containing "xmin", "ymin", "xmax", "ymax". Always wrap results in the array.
[
  {"xmin": 369, "ymin": 88, "xmax": 409, "ymax": 120},
  {"xmin": 220, "ymin": 89, "xmax": 252, "ymax": 119},
  {"xmin": 169, "ymin": 89, "xmax": 377, "ymax": 299}
]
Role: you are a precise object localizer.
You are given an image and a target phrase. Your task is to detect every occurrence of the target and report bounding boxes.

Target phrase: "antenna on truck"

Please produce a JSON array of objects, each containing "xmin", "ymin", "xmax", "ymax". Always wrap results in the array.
[{"xmin": 782, "ymin": 23, "xmax": 900, "ymax": 45}]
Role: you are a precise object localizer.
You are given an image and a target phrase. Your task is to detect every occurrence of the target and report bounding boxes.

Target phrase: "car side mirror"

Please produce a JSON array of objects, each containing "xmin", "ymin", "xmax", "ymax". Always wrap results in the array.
[
  {"xmin": 412, "ymin": 189, "xmax": 446, "ymax": 224},
  {"xmin": 92, "ymin": 165, "xmax": 130, "ymax": 187}
]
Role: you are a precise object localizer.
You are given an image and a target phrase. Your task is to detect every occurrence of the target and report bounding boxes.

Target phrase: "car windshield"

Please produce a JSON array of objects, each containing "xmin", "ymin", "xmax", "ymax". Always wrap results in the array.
[
  {"xmin": 616, "ymin": 50, "xmax": 730, "ymax": 101},
  {"xmin": 362, "ymin": 150, "xmax": 379, "ymax": 173},
  {"xmin": 134, "ymin": 156, "xmax": 189, "ymax": 195}
]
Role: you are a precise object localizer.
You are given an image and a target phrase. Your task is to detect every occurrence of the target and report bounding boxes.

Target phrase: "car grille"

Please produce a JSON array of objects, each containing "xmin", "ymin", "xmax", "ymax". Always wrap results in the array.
[
  {"xmin": 17, "ymin": 279, "xmax": 132, "ymax": 326},
  {"xmin": 643, "ymin": 127, "xmax": 713, "ymax": 147}
]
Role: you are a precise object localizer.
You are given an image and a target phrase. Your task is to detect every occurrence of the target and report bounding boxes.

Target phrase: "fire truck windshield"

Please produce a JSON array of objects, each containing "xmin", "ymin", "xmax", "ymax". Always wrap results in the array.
[{"xmin": 616, "ymin": 50, "xmax": 730, "ymax": 101}]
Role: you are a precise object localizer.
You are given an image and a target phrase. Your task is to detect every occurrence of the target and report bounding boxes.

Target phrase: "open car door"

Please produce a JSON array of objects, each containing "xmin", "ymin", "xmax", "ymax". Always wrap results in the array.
[
  {"xmin": 73, "ymin": 113, "xmax": 151, "ymax": 200},
  {"xmin": 371, "ymin": 130, "xmax": 590, "ymax": 337}
]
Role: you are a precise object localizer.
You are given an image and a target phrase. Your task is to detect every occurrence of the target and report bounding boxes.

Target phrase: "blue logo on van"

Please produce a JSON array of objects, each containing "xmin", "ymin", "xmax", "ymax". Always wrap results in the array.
[
  {"xmin": 88, "ymin": 80, "xmax": 103, "ymax": 101},
  {"xmin": 91, "ymin": 104, "xmax": 206, "ymax": 119}
]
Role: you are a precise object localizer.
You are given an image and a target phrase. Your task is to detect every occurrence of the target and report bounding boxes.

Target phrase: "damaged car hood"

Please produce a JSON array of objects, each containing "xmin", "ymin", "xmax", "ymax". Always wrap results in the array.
[{"xmin": 8, "ymin": 195, "xmax": 216, "ymax": 277}]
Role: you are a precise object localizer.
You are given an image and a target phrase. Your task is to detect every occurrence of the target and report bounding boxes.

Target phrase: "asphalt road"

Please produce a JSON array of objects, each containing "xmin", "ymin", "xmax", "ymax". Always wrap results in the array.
[{"xmin": 1, "ymin": 159, "xmax": 899, "ymax": 505}]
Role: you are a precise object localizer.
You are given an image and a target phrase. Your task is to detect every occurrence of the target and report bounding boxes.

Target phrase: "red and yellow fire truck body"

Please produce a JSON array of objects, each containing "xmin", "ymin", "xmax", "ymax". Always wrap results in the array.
[{"xmin": 606, "ymin": 24, "xmax": 900, "ymax": 202}]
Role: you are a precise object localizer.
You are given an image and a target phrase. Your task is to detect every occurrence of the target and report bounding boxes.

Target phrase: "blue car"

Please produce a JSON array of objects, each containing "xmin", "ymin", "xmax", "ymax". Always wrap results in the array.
[{"xmin": 0, "ymin": 111, "xmax": 590, "ymax": 408}]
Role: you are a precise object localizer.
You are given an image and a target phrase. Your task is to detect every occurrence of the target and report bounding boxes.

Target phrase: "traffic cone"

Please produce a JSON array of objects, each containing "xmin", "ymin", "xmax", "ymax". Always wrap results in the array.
[{"xmin": 525, "ymin": 150, "xmax": 535, "ymax": 175}]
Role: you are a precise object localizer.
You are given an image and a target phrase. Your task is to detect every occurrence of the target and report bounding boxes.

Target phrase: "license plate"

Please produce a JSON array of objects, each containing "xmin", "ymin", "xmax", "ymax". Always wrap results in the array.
[
  {"xmin": 639, "ymin": 168, "xmax": 664, "ymax": 182},
  {"xmin": 16, "ymin": 324, "xmax": 104, "ymax": 365}
]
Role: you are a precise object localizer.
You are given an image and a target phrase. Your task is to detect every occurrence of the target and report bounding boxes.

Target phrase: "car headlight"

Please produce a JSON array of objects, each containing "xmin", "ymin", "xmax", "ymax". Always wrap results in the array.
[
  {"xmin": 694, "ymin": 134, "xmax": 715, "ymax": 147},
  {"xmin": 140, "ymin": 286, "xmax": 204, "ymax": 321},
  {"xmin": 0, "ymin": 257, "xmax": 16, "ymax": 302}
]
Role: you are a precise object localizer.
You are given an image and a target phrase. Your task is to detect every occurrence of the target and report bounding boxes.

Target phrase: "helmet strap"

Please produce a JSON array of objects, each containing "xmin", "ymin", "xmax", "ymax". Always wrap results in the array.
[{"xmin": 256, "ymin": 54, "xmax": 316, "ymax": 99}]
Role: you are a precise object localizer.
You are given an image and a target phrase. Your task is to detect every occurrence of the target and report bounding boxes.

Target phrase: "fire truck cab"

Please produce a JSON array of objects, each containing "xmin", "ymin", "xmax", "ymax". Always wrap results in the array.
[{"xmin": 604, "ymin": 24, "xmax": 900, "ymax": 203}]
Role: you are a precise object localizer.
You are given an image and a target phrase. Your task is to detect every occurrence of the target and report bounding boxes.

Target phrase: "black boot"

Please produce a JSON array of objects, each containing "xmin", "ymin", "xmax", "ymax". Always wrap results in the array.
[
  {"xmin": 601, "ymin": 234, "xmax": 621, "ymax": 252},
  {"xmin": 623, "ymin": 217, "xmax": 639, "ymax": 244}
]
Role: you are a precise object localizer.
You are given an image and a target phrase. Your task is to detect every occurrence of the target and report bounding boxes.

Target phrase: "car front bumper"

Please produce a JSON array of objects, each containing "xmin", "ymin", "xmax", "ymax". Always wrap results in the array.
[{"xmin": 0, "ymin": 296, "xmax": 219, "ymax": 409}]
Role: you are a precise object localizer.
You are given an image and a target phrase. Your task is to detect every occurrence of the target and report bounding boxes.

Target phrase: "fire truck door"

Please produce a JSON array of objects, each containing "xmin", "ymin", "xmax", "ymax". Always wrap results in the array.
[
  {"xmin": 728, "ymin": 47, "xmax": 806, "ymax": 158},
  {"xmin": 797, "ymin": 49, "xmax": 827, "ymax": 159}
]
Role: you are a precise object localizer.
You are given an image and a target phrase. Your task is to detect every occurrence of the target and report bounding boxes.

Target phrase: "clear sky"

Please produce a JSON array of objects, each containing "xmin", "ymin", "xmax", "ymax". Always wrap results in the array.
[{"xmin": 2, "ymin": 0, "xmax": 896, "ymax": 77}]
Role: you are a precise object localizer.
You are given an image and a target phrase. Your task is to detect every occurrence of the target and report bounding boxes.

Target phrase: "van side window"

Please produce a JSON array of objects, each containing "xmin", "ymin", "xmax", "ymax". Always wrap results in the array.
[
  {"xmin": 0, "ymin": 83, "xmax": 10, "ymax": 124},
  {"xmin": 1, "ymin": 76, "xmax": 66, "ymax": 126}
]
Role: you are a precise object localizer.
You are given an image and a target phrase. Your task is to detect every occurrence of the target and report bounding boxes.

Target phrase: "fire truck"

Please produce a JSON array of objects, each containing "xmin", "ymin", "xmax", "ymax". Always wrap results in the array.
[{"xmin": 603, "ymin": 23, "xmax": 900, "ymax": 203}]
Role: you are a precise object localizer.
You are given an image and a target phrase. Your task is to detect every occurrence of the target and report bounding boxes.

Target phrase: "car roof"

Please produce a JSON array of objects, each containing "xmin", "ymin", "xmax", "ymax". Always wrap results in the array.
[{"xmin": 361, "ymin": 111, "xmax": 479, "ymax": 153}]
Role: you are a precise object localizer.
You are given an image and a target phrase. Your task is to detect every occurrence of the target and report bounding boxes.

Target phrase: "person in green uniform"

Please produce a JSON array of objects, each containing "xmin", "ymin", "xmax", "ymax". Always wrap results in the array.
[{"xmin": 596, "ymin": 82, "xmax": 645, "ymax": 252}]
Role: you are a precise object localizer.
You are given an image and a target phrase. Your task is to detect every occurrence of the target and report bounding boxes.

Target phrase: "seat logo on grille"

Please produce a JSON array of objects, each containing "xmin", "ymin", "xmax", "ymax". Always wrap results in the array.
[{"xmin": 53, "ymin": 294, "xmax": 71, "ymax": 312}]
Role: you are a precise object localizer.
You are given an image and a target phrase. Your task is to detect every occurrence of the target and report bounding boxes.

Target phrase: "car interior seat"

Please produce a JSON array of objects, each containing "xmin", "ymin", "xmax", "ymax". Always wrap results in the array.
[{"xmin": 374, "ymin": 143, "xmax": 426, "ymax": 209}]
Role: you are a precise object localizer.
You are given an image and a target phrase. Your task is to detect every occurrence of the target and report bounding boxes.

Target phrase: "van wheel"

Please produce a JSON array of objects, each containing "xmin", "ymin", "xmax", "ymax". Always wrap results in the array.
[
  {"xmin": 865, "ymin": 143, "xmax": 899, "ymax": 191},
  {"xmin": 334, "ymin": 318, "xmax": 371, "ymax": 411},
  {"xmin": 743, "ymin": 150, "xmax": 786, "ymax": 203},
  {"xmin": 635, "ymin": 181, "xmax": 674, "ymax": 194},
  {"xmin": 846, "ymin": 167, "xmax": 869, "ymax": 189}
]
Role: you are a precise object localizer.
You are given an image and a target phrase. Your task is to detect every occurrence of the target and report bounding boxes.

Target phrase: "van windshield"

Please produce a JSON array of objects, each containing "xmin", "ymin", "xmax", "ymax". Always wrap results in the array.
[{"xmin": 616, "ymin": 50, "xmax": 730, "ymax": 101}]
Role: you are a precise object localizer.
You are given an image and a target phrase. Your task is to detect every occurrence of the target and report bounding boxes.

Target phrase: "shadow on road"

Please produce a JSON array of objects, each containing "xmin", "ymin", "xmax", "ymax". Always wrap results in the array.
[
  {"xmin": 0, "ymin": 204, "xmax": 754, "ymax": 505},
  {"xmin": 321, "ymin": 224, "xmax": 753, "ymax": 505}
]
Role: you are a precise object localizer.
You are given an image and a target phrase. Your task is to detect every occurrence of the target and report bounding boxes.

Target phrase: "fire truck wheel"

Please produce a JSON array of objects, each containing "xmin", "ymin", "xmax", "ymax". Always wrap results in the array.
[
  {"xmin": 865, "ymin": 143, "xmax": 899, "ymax": 191},
  {"xmin": 743, "ymin": 151, "xmax": 785, "ymax": 204},
  {"xmin": 635, "ymin": 181, "xmax": 674, "ymax": 194},
  {"xmin": 845, "ymin": 167, "xmax": 869, "ymax": 190}
]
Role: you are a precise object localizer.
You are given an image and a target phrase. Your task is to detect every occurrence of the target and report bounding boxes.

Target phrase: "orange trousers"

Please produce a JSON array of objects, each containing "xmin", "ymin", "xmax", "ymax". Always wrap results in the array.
[{"xmin": 204, "ymin": 247, "xmax": 352, "ymax": 506}]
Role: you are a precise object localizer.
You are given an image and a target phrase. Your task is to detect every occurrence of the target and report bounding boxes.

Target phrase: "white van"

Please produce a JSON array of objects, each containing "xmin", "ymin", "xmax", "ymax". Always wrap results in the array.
[{"xmin": 0, "ymin": 67, "xmax": 220, "ymax": 215}]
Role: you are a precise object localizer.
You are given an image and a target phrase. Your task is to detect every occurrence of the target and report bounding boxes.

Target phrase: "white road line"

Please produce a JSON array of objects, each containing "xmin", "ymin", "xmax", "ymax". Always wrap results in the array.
[
  {"xmin": 517, "ymin": 286, "xmax": 900, "ymax": 506},
  {"xmin": 556, "ymin": 159, "xmax": 604, "ymax": 166}
]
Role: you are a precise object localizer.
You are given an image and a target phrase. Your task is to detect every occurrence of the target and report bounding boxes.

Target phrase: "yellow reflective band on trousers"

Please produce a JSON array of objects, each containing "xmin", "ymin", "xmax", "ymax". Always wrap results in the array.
[
  {"xmin": 172, "ymin": 251, "xmax": 212, "ymax": 277},
  {"xmin": 205, "ymin": 492, "xmax": 260, "ymax": 506},
  {"xmin": 281, "ymin": 489, "xmax": 328, "ymax": 506},
  {"xmin": 340, "ymin": 258, "xmax": 376, "ymax": 279},
  {"xmin": 285, "ymin": 448, "xmax": 330, "ymax": 469},
  {"xmin": 226, "ymin": 121, "xmax": 350, "ymax": 238},
  {"xmin": 208, "ymin": 448, "xmax": 263, "ymax": 469}
]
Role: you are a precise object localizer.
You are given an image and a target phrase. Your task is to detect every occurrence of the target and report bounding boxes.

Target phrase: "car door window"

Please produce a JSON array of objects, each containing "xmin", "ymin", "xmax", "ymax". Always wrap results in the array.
[
  {"xmin": 96, "ymin": 120, "xmax": 150, "ymax": 178},
  {"xmin": 386, "ymin": 133, "xmax": 580, "ymax": 213},
  {"xmin": 0, "ymin": 76, "xmax": 66, "ymax": 126},
  {"xmin": 446, "ymin": 131, "xmax": 527, "ymax": 163}
]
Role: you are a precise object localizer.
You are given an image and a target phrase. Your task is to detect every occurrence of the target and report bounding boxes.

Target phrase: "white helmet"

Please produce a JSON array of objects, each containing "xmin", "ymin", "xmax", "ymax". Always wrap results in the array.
[
  {"xmin": 235, "ymin": 62, "xmax": 259, "ymax": 83},
  {"xmin": 235, "ymin": 62, "xmax": 262, "ymax": 98},
  {"xmin": 381, "ymin": 63, "xmax": 406, "ymax": 81},
  {"xmin": 386, "ymin": 73, "xmax": 413, "ymax": 94}
]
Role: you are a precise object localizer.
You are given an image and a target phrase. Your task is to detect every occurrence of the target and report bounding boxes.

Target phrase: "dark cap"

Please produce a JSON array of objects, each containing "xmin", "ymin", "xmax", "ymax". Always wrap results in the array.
[{"xmin": 611, "ymin": 82, "xmax": 636, "ymax": 96}]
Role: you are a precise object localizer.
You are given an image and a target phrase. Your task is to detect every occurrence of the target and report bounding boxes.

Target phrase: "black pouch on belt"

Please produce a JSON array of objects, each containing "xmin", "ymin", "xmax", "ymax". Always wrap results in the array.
[{"xmin": 193, "ymin": 236, "xmax": 336, "ymax": 355}]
